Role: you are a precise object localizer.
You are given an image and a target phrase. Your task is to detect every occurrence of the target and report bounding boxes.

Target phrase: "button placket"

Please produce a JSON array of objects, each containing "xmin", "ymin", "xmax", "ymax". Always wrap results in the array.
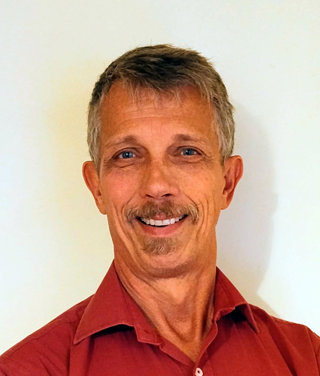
[{"xmin": 195, "ymin": 367, "xmax": 203, "ymax": 376}]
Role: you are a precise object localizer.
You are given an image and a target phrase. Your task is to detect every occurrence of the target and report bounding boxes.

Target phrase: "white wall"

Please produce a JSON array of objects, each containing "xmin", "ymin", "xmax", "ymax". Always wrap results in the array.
[{"xmin": 0, "ymin": 0, "xmax": 319, "ymax": 353}]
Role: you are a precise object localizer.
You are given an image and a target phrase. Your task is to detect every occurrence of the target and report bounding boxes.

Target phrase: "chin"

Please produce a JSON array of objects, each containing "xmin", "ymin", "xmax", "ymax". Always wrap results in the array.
[
  {"xmin": 142, "ymin": 237, "xmax": 178, "ymax": 255},
  {"xmin": 141, "ymin": 243, "xmax": 196, "ymax": 278}
]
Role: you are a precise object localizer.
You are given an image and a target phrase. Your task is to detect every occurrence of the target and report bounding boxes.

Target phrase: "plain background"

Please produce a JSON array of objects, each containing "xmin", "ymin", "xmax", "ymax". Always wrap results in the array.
[{"xmin": 0, "ymin": 0, "xmax": 319, "ymax": 353}]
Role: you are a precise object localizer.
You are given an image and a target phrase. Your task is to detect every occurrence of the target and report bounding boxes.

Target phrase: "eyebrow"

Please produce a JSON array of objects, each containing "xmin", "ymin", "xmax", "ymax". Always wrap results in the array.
[
  {"xmin": 103, "ymin": 133, "xmax": 207, "ymax": 150},
  {"xmin": 103, "ymin": 135, "xmax": 139, "ymax": 149},
  {"xmin": 173, "ymin": 133, "xmax": 207, "ymax": 144}
]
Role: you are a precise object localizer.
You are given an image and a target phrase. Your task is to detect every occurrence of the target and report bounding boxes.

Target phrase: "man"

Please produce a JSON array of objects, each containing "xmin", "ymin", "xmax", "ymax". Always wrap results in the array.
[{"xmin": 0, "ymin": 44, "xmax": 319, "ymax": 375}]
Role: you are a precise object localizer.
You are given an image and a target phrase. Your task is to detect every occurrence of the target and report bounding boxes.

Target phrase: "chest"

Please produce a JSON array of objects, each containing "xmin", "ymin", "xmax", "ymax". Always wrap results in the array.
[{"xmin": 68, "ymin": 322, "xmax": 318, "ymax": 376}]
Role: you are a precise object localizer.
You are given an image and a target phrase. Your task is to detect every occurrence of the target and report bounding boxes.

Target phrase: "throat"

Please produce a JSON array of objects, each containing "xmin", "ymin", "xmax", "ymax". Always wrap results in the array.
[
  {"xmin": 158, "ymin": 313, "xmax": 213, "ymax": 362},
  {"xmin": 114, "ymin": 250, "xmax": 216, "ymax": 362},
  {"xmin": 131, "ymin": 276, "xmax": 215, "ymax": 362}
]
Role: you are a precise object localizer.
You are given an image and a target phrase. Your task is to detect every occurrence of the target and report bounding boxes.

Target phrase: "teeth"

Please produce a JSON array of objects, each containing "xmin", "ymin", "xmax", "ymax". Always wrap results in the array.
[{"xmin": 140, "ymin": 216, "xmax": 184, "ymax": 227}]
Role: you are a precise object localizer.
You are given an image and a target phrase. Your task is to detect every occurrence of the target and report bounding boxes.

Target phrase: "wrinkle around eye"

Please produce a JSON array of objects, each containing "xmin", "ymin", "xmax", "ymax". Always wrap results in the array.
[
  {"xmin": 175, "ymin": 146, "xmax": 204, "ymax": 159},
  {"xmin": 101, "ymin": 150, "xmax": 139, "ymax": 170},
  {"xmin": 170, "ymin": 146, "xmax": 215, "ymax": 166},
  {"xmin": 112, "ymin": 146, "xmax": 142, "ymax": 161}
]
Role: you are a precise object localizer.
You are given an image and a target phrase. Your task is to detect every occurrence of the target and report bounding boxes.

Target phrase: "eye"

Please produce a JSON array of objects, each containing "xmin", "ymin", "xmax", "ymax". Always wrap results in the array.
[
  {"xmin": 117, "ymin": 150, "xmax": 135, "ymax": 159},
  {"xmin": 181, "ymin": 148, "xmax": 199, "ymax": 156}
]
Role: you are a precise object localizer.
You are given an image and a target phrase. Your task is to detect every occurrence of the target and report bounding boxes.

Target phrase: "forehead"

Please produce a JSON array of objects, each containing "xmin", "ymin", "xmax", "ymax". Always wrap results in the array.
[{"xmin": 99, "ymin": 82, "xmax": 217, "ymax": 142}]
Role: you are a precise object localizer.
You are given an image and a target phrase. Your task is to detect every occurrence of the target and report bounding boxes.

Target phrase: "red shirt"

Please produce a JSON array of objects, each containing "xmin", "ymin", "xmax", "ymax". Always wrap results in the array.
[{"xmin": 1, "ymin": 263, "xmax": 319, "ymax": 376}]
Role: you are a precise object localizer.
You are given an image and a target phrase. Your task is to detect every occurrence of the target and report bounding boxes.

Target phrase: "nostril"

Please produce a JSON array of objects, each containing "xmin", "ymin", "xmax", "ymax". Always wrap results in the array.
[{"xmin": 146, "ymin": 192, "xmax": 173, "ymax": 199}]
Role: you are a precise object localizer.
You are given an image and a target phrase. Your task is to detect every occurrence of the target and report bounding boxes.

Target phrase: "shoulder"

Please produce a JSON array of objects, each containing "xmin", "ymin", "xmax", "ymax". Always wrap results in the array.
[
  {"xmin": 0, "ymin": 296, "xmax": 91, "ymax": 376},
  {"xmin": 250, "ymin": 304, "xmax": 320, "ymax": 361}
]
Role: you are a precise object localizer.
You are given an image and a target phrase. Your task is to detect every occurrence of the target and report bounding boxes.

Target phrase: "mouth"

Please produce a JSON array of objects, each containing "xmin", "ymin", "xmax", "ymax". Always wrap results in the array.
[{"xmin": 137, "ymin": 215, "xmax": 187, "ymax": 227}]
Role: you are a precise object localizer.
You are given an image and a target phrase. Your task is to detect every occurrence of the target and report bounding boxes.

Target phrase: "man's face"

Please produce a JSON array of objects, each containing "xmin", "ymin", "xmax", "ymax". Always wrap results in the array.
[{"xmin": 83, "ymin": 83, "xmax": 242, "ymax": 278}]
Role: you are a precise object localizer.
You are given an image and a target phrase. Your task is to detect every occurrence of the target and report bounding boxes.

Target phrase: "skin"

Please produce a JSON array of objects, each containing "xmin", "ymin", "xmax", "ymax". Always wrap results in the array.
[{"xmin": 83, "ymin": 83, "xmax": 243, "ymax": 362}]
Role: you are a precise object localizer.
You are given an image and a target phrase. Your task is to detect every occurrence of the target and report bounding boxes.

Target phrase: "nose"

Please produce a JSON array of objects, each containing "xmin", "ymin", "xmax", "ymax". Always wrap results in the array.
[{"xmin": 140, "ymin": 160, "xmax": 180, "ymax": 200}]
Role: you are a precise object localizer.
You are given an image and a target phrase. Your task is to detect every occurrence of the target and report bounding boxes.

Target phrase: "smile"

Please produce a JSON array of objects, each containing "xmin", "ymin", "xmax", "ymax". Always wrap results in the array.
[{"xmin": 138, "ymin": 215, "xmax": 186, "ymax": 227}]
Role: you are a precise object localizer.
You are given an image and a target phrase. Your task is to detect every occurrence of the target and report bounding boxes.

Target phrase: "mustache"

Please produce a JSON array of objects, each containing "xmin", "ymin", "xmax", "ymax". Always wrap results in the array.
[{"xmin": 125, "ymin": 200, "xmax": 199, "ymax": 224}]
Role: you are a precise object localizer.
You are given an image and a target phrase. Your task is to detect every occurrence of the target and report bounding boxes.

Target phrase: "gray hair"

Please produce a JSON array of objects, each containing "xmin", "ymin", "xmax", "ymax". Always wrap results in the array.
[{"xmin": 87, "ymin": 44, "xmax": 235, "ymax": 167}]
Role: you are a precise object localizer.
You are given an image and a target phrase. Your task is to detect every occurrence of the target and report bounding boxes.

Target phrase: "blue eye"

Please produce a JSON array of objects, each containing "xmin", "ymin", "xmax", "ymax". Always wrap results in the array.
[
  {"xmin": 181, "ymin": 148, "xmax": 198, "ymax": 156},
  {"xmin": 118, "ymin": 151, "xmax": 135, "ymax": 159}
]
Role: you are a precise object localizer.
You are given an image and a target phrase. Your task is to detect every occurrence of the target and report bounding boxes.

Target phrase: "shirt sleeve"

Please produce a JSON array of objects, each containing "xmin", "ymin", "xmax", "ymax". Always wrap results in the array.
[
  {"xmin": 309, "ymin": 329, "xmax": 320, "ymax": 373},
  {"xmin": 0, "ymin": 345, "xmax": 52, "ymax": 376},
  {"xmin": 0, "ymin": 320, "xmax": 73, "ymax": 376}
]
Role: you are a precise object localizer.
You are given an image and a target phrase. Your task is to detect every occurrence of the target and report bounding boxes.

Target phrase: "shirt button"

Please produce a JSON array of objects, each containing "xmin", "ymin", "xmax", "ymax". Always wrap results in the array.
[{"xmin": 195, "ymin": 368, "xmax": 203, "ymax": 376}]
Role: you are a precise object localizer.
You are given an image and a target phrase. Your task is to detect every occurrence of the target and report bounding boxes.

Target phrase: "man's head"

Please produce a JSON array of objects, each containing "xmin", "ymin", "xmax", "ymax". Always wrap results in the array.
[
  {"xmin": 83, "ymin": 45, "xmax": 243, "ymax": 278},
  {"xmin": 87, "ymin": 44, "xmax": 234, "ymax": 168}
]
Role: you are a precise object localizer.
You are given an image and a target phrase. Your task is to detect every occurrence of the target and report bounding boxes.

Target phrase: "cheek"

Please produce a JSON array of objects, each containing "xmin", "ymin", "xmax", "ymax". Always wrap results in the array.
[
  {"xmin": 100, "ymin": 173, "xmax": 138, "ymax": 212},
  {"xmin": 185, "ymin": 170, "xmax": 223, "ymax": 197},
  {"xmin": 190, "ymin": 174, "xmax": 224, "ymax": 214}
]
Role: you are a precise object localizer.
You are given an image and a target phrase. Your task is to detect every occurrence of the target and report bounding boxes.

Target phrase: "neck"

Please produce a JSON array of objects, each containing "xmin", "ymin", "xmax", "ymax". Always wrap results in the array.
[{"xmin": 115, "ymin": 259, "xmax": 216, "ymax": 362}]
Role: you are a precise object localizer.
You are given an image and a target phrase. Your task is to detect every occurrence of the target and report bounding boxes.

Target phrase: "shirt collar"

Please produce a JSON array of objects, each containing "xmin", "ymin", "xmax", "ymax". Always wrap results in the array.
[
  {"xmin": 74, "ymin": 262, "xmax": 258, "ymax": 344},
  {"xmin": 213, "ymin": 268, "xmax": 259, "ymax": 332},
  {"xmin": 74, "ymin": 262, "xmax": 160, "ymax": 345}
]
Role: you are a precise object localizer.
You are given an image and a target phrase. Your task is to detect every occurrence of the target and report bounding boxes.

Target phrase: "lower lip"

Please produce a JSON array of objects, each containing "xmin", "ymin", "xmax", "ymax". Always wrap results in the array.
[{"xmin": 136, "ymin": 217, "xmax": 187, "ymax": 236}]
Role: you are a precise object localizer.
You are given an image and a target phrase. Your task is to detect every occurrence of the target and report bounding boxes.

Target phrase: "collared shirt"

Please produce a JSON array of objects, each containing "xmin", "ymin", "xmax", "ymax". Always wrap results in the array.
[{"xmin": 0, "ymin": 263, "xmax": 319, "ymax": 376}]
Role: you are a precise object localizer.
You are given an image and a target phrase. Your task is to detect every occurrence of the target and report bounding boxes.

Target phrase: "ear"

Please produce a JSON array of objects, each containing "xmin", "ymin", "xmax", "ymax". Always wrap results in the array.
[
  {"xmin": 82, "ymin": 161, "xmax": 107, "ymax": 214},
  {"xmin": 221, "ymin": 155, "xmax": 243, "ymax": 210}
]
